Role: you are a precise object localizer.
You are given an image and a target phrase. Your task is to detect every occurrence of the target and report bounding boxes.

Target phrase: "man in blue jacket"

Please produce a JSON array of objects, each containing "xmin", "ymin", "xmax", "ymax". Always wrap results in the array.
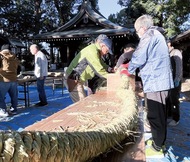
[{"xmin": 127, "ymin": 15, "xmax": 174, "ymax": 158}]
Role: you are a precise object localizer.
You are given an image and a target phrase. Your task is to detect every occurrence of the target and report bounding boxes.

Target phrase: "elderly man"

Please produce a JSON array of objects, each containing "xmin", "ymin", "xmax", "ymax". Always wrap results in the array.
[
  {"xmin": 30, "ymin": 44, "xmax": 48, "ymax": 107},
  {"xmin": 125, "ymin": 15, "xmax": 174, "ymax": 158},
  {"xmin": 66, "ymin": 34, "xmax": 113, "ymax": 102}
]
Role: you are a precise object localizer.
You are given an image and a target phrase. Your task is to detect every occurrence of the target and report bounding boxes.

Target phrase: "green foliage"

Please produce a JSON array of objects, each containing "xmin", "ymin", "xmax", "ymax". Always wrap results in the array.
[
  {"xmin": 0, "ymin": 0, "xmax": 98, "ymax": 41},
  {"xmin": 1, "ymin": 0, "xmax": 189, "ymax": 39},
  {"xmin": 117, "ymin": 0, "xmax": 190, "ymax": 37},
  {"xmin": 0, "ymin": 0, "xmax": 39, "ymax": 39}
]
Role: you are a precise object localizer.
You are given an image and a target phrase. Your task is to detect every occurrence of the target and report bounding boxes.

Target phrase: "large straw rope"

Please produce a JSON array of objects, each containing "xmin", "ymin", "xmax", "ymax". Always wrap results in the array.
[{"xmin": 0, "ymin": 75, "xmax": 138, "ymax": 162}]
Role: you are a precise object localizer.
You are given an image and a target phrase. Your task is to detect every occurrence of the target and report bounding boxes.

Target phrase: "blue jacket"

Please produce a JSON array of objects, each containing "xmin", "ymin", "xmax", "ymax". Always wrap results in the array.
[{"xmin": 128, "ymin": 28, "xmax": 174, "ymax": 92}]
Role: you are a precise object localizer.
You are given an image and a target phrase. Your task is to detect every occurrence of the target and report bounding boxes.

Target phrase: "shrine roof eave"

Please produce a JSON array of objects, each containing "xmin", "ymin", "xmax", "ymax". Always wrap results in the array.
[
  {"xmin": 9, "ymin": 38, "xmax": 25, "ymax": 47},
  {"xmin": 31, "ymin": 28, "xmax": 134, "ymax": 41},
  {"xmin": 54, "ymin": 1, "xmax": 124, "ymax": 32},
  {"xmin": 172, "ymin": 29, "xmax": 190, "ymax": 43}
]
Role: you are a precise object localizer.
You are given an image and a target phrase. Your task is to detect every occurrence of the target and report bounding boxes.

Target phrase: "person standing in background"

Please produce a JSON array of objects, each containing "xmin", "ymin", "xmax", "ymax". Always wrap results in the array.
[
  {"xmin": 126, "ymin": 15, "xmax": 174, "ymax": 158},
  {"xmin": 30, "ymin": 44, "xmax": 48, "ymax": 107},
  {"xmin": 114, "ymin": 43, "xmax": 136, "ymax": 71},
  {"xmin": 167, "ymin": 39, "xmax": 183, "ymax": 126},
  {"xmin": 0, "ymin": 44, "xmax": 20, "ymax": 116}
]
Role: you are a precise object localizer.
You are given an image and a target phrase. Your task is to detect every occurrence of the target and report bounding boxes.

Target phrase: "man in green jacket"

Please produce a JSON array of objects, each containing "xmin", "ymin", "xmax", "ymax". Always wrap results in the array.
[{"xmin": 66, "ymin": 34, "xmax": 113, "ymax": 102}]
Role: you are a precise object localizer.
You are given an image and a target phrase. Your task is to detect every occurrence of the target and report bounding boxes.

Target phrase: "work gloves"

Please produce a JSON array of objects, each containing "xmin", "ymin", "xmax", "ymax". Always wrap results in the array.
[{"xmin": 119, "ymin": 63, "xmax": 131, "ymax": 77}]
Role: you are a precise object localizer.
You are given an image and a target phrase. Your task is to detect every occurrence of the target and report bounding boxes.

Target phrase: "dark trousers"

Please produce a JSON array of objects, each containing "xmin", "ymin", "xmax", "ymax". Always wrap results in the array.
[
  {"xmin": 146, "ymin": 91, "xmax": 168, "ymax": 150},
  {"xmin": 36, "ymin": 77, "xmax": 47, "ymax": 104},
  {"xmin": 167, "ymin": 83, "xmax": 181, "ymax": 122}
]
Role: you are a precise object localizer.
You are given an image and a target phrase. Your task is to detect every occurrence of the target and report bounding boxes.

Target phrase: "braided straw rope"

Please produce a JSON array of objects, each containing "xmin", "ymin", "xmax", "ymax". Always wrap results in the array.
[{"xmin": 0, "ymin": 75, "xmax": 138, "ymax": 162}]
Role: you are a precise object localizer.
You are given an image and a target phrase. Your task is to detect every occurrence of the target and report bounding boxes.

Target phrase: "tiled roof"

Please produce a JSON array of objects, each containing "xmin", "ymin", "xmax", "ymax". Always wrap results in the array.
[
  {"xmin": 173, "ymin": 29, "xmax": 190, "ymax": 43},
  {"xmin": 32, "ymin": 1, "xmax": 133, "ymax": 41}
]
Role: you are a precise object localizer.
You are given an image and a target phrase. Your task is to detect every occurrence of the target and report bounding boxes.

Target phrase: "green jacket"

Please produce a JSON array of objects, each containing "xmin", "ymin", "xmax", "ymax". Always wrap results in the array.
[{"xmin": 66, "ymin": 43, "xmax": 109, "ymax": 83}]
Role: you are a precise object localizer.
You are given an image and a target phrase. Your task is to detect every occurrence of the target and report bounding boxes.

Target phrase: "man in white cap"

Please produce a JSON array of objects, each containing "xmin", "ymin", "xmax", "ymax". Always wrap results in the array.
[{"xmin": 66, "ymin": 34, "xmax": 113, "ymax": 102}]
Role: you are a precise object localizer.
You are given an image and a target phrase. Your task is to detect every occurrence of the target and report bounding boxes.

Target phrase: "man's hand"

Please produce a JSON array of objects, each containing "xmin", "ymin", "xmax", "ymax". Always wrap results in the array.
[
  {"xmin": 40, "ymin": 76, "xmax": 44, "ymax": 80},
  {"xmin": 107, "ymin": 67, "xmax": 114, "ymax": 73},
  {"xmin": 113, "ymin": 66, "xmax": 118, "ymax": 72}
]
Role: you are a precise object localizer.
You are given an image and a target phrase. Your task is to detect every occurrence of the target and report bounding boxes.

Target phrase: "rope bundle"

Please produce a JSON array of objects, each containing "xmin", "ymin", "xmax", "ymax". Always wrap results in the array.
[{"xmin": 0, "ymin": 75, "xmax": 138, "ymax": 162}]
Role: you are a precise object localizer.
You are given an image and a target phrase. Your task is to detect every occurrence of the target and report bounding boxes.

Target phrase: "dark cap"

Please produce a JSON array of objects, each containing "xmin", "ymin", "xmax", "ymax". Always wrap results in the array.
[
  {"xmin": 1, "ymin": 44, "xmax": 11, "ymax": 51},
  {"xmin": 123, "ymin": 43, "xmax": 136, "ymax": 49},
  {"xmin": 166, "ymin": 39, "xmax": 171, "ymax": 43},
  {"xmin": 96, "ymin": 34, "xmax": 108, "ymax": 41},
  {"xmin": 99, "ymin": 37, "xmax": 113, "ymax": 55}
]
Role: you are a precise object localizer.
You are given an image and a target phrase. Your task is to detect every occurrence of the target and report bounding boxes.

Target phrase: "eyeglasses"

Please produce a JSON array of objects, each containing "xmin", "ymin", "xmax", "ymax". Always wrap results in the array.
[{"xmin": 136, "ymin": 27, "xmax": 142, "ymax": 34}]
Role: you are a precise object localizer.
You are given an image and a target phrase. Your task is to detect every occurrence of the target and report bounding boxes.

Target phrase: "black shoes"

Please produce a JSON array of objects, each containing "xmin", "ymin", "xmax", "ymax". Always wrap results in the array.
[
  {"xmin": 8, "ymin": 107, "xmax": 17, "ymax": 115},
  {"xmin": 34, "ymin": 102, "xmax": 48, "ymax": 107}
]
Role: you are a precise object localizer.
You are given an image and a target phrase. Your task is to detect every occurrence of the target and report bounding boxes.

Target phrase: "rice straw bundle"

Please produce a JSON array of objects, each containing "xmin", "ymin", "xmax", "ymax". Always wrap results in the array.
[{"xmin": 0, "ymin": 75, "xmax": 138, "ymax": 162}]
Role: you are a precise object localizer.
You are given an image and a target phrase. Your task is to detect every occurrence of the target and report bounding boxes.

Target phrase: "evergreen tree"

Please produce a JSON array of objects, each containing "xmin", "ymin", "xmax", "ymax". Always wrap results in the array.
[
  {"xmin": 117, "ymin": 0, "xmax": 190, "ymax": 37},
  {"xmin": 0, "ymin": 0, "xmax": 98, "ymax": 40}
]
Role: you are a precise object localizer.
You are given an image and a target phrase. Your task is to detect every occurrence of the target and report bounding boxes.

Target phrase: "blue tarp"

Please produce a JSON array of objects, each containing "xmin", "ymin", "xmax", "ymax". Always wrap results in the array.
[{"xmin": 0, "ymin": 84, "xmax": 190, "ymax": 161}]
